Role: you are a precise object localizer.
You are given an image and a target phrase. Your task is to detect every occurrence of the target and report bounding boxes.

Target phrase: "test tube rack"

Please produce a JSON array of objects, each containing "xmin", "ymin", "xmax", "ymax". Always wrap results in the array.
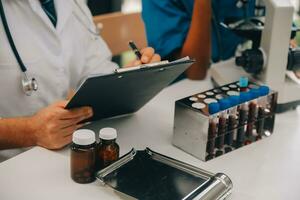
[{"xmin": 172, "ymin": 81, "xmax": 278, "ymax": 161}]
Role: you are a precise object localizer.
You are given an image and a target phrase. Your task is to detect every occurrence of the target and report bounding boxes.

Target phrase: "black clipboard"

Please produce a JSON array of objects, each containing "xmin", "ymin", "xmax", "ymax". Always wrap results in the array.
[{"xmin": 65, "ymin": 58, "xmax": 194, "ymax": 121}]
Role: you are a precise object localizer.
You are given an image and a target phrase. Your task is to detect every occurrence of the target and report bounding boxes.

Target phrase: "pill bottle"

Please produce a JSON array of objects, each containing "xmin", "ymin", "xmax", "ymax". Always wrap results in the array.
[
  {"xmin": 71, "ymin": 129, "xmax": 96, "ymax": 184},
  {"xmin": 97, "ymin": 128, "xmax": 120, "ymax": 171}
]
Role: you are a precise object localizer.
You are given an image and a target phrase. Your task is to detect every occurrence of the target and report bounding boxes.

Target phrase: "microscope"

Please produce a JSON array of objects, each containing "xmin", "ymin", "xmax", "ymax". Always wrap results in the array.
[{"xmin": 210, "ymin": 0, "xmax": 300, "ymax": 112}]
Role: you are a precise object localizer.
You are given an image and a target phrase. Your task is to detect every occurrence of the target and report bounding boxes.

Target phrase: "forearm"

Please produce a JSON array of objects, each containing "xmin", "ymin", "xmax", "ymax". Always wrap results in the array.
[
  {"xmin": 0, "ymin": 117, "xmax": 36, "ymax": 150},
  {"xmin": 181, "ymin": 0, "xmax": 211, "ymax": 80}
]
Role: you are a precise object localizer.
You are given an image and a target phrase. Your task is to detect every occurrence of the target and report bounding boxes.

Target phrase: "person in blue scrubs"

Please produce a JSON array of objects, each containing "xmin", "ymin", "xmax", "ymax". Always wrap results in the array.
[{"xmin": 142, "ymin": 0, "xmax": 255, "ymax": 80}]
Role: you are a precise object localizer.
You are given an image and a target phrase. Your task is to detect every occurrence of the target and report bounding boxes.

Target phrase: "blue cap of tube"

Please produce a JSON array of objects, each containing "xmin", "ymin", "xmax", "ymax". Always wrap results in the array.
[
  {"xmin": 219, "ymin": 98, "xmax": 231, "ymax": 110},
  {"xmin": 239, "ymin": 76, "xmax": 249, "ymax": 88},
  {"xmin": 239, "ymin": 92, "xmax": 252, "ymax": 103},
  {"xmin": 259, "ymin": 86, "xmax": 270, "ymax": 96},
  {"xmin": 228, "ymin": 95, "xmax": 240, "ymax": 106},
  {"xmin": 250, "ymin": 88, "xmax": 260, "ymax": 99},
  {"xmin": 208, "ymin": 102, "xmax": 220, "ymax": 114}
]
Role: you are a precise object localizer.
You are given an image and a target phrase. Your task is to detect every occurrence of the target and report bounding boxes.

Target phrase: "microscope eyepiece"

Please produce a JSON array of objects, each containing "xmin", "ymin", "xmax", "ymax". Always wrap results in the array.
[{"xmin": 235, "ymin": 48, "xmax": 264, "ymax": 74}]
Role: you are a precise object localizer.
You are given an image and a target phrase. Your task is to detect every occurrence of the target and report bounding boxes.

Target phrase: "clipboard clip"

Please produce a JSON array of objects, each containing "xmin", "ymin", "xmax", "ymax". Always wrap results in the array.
[{"xmin": 114, "ymin": 61, "xmax": 169, "ymax": 73}]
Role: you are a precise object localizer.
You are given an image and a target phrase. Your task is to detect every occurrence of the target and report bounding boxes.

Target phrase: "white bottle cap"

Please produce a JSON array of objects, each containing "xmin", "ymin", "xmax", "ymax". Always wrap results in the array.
[
  {"xmin": 72, "ymin": 129, "xmax": 96, "ymax": 145},
  {"xmin": 99, "ymin": 128, "xmax": 117, "ymax": 140}
]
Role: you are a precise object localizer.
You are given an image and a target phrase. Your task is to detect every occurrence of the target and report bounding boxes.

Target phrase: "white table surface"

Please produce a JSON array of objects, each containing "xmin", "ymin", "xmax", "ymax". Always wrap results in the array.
[{"xmin": 0, "ymin": 78, "xmax": 300, "ymax": 200}]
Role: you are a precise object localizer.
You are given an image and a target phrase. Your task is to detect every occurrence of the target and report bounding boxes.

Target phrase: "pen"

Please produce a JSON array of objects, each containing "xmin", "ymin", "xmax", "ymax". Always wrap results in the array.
[{"xmin": 129, "ymin": 40, "xmax": 142, "ymax": 60}]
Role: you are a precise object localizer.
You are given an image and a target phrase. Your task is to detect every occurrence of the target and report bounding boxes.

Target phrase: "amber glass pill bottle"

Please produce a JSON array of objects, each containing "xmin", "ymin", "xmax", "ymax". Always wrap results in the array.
[
  {"xmin": 70, "ymin": 129, "xmax": 96, "ymax": 184},
  {"xmin": 97, "ymin": 128, "xmax": 120, "ymax": 171}
]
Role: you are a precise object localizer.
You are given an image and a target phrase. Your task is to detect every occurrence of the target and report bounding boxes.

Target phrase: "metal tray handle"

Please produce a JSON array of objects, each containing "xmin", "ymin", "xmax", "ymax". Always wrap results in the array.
[{"xmin": 184, "ymin": 173, "xmax": 233, "ymax": 200}]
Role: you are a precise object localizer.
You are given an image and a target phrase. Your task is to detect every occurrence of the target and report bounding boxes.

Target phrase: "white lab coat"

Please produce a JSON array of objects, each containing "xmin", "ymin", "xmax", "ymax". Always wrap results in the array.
[
  {"xmin": 0, "ymin": 0, "xmax": 118, "ymax": 161},
  {"xmin": 0, "ymin": 0, "xmax": 118, "ymax": 118}
]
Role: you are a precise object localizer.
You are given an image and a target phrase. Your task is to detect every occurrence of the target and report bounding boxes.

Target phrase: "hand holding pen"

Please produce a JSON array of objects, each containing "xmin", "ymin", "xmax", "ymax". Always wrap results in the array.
[{"xmin": 125, "ymin": 40, "xmax": 161, "ymax": 67}]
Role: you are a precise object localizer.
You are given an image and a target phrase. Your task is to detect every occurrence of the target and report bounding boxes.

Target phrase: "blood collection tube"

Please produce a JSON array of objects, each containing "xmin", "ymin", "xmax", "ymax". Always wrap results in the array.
[
  {"xmin": 239, "ymin": 76, "xmax": 249, "ymax": 92},
  {"xmin": 206, "ymin": 102, "xmax": 220, "ymax": 160},
  {"xmin": 245, "ymin": 89, "xmax": 260, "ymax": 144},
  {"xmin": 256, "ymin": 86, "xmax": 270, "ymax": 139},
  {"xmin": 215, "ymin": 98, "xmax": 231, "ymax": 156},
  {"xmin": 226, "ymin": 95, "xmax": 240, "ymax": 153},
  {"xmin": 236, "ymin": 92, "xmax": 251, "ymax": 148}
]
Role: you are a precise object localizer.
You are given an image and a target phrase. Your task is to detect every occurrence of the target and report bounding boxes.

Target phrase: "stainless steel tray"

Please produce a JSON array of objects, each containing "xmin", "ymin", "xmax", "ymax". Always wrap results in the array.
[{"xmin": 96, "ymin": 148, "xmax": 233, "ymax": 200}]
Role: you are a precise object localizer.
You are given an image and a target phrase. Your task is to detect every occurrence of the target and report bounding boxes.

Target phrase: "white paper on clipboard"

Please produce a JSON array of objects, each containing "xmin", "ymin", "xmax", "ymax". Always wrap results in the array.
[{"xmin": 114, "ymin": 57, "xmax": 191, "ymax": 73}]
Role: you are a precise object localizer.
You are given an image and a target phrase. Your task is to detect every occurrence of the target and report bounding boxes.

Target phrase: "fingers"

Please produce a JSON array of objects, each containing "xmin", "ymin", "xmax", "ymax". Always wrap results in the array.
[
  {"xmin": 60, "ymin": 123, "xmax": 86, "ymax": 138},
  {"xmin": 140, "ymin": 47, "xmax": 155, "ymax": 64},
  {"xmin": 294, "ymin": 70, "xmax": 300, "ymax": 79},
  {"xmin": 34, "ymin": 103, "xmax": 93, "ymax": 150},
  {"xmin": 45, "ymin": 123, "xmax": 84, "ymax": 149},
  {"xmin": 124, "ymin": 47, "xmax": 161, "ymax": 67},
  {"xmin": 132, "ymin": 60, "xmax": 142, "ymax": 66},
  {"xmin": 60, "ymin": 106, "xmax": 93, "ymax": 120},
  {"xmin": 60, "ymin": 134, "xmax": 73, "ymax": 148},
  {"xmin": 48, "ymin": 134, "xmax": 73, "ymax": 150},
  {"xmin": 58, "ymin": 116, "xmax": 88, "ymax": 129},
  {"xmin": 290, "ymin": 39, "xmax": 298, "ymax": 49},
  {"xmin": 150, "ymin": 54, "xmax": 161, "ymax": 63},
  {"xmin": 60, "ymin": 125, "xmax": 78, "ymax": 137}
]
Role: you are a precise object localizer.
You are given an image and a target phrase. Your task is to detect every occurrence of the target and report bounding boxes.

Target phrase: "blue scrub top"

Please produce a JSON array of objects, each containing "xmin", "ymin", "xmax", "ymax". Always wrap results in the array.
[{"xmin": 142, "ymin": 0, "xmax": 255, "ymax": 62}]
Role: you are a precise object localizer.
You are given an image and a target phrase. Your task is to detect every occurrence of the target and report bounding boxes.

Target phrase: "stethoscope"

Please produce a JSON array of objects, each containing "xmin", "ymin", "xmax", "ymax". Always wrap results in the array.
[
  {"xmin": 0, "ymin": 0, "xmax": 38, "ymax": 96},
  {"xmin": 0, "ymin": 0, "xmax": 99, "ymax": 96}
]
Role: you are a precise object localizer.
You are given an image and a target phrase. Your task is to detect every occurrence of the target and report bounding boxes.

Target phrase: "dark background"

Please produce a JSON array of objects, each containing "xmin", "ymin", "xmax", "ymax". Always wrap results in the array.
[{"xmin": 87, "ymin": 0, "xmax": 122, "ymax": 15}]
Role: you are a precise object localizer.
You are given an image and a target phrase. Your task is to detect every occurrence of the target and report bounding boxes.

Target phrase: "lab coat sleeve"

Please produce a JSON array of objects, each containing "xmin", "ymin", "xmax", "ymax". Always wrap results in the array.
[
  {"xmin": 77, "ymin": 1, "xmax": 119, "ymax": 82},
  {"xmin": 83, "ymin": 35, "xmax": 119, "ymax": 76}
]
